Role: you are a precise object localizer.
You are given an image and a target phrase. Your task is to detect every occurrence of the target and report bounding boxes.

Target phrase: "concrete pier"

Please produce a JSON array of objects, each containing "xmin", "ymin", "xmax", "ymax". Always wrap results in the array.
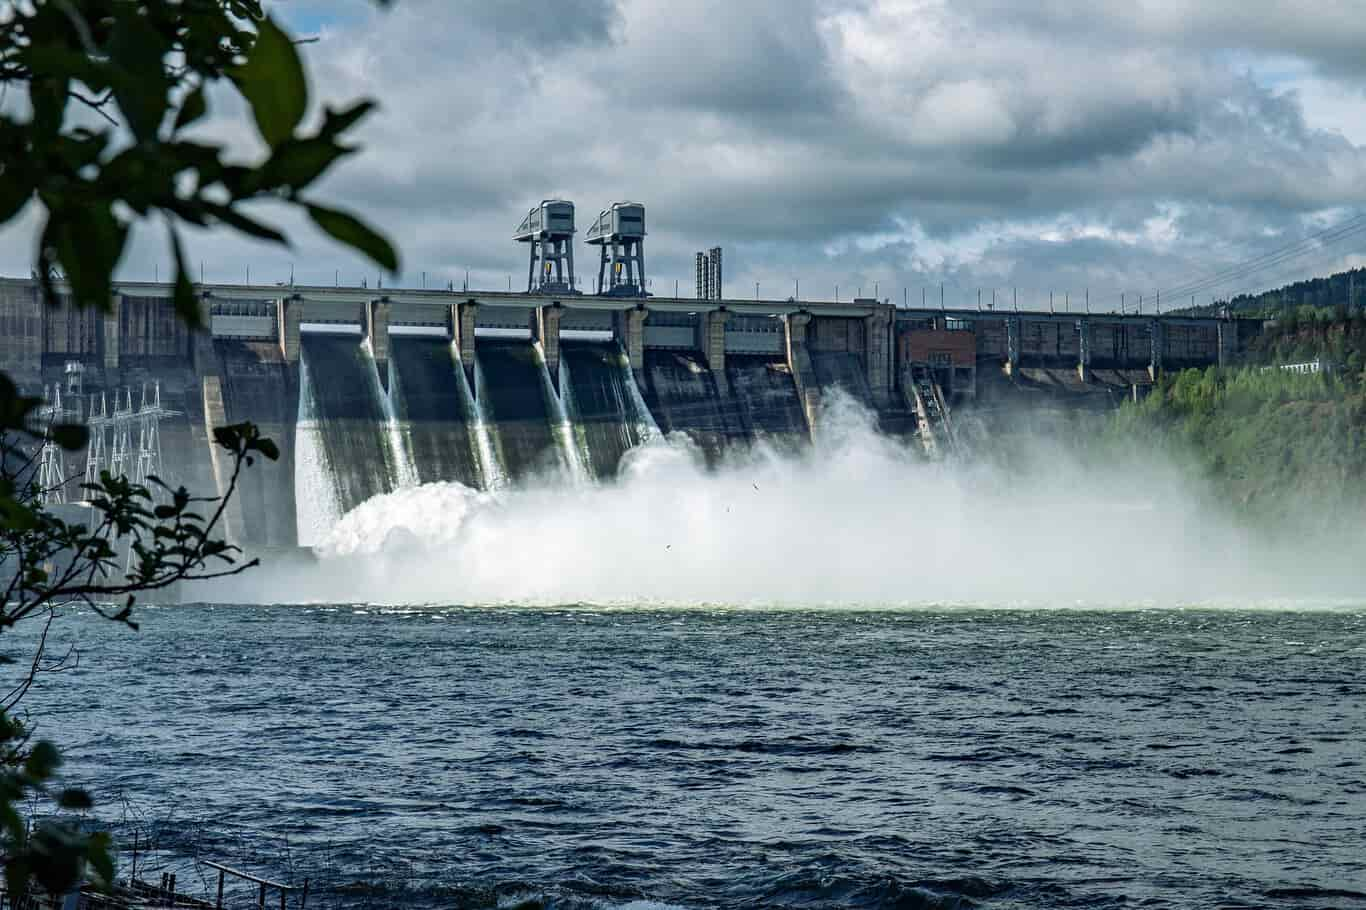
[
  {"xmin": 1078, "ymin": 318, "xmax": 1092, "ymax": 382},
  {"xmin": 278, "ymin": 295, "xmax": 302, "ymax": 362},
  {"xmin": 1150, "ymin": 319, "xmax": 1164, "ymax": 380},
  {"xmin": 364, "ymin": 298, "xmax": 391, "ymax": 390},
  {"xmin": 785, "ymin": 312, "xmax": 819, "ymax": 433},
  {"xmin": 449, "ymin": 301, "xmax": 478, "ymax": 383},
  {"xmin": 103, "ymin": 296, "xmax": 121, "ymax": 372},
  {"xmin": 702, "ymin": 309, "xmax": 730, "ymax": 395},
  {"xmin": 533, "ymin": 303, "xmax": 563, "ymax": 389},
  {"xmin": 616, "ymin": 307, "xmax": 648, "ymax": 373},
  {"xmin": 864, "ymin": 306, "xmax": 894, "ymax": 408}
]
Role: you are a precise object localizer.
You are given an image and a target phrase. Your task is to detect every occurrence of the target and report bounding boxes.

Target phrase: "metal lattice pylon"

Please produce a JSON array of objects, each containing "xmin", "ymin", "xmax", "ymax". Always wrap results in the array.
[
  {"xmin": 35, "ymin": 384, "xmax": 67, "ymax": 505},
  {"xmin": 133, "ymin": 381, "xmax": 179, "ymax": 486},
  {"xmin": 107, "ymin": 387, "xmax": 134, "ymax": 481},
  {"xmin": 85, "ymin": 392, "xmax": 109, "ymax": 488}
]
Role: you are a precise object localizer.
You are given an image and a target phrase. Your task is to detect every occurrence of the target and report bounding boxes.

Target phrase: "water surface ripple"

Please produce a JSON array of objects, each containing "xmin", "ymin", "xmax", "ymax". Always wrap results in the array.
[{"xmin": 27, "ymin": 605, "xmax": 1366, "ymax": 909}]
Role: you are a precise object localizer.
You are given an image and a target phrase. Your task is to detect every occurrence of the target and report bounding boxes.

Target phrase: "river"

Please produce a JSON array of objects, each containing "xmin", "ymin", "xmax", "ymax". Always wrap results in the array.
[{"xmin": 27, "ymin": 603, "xmax": 1366, "ymax": 909}]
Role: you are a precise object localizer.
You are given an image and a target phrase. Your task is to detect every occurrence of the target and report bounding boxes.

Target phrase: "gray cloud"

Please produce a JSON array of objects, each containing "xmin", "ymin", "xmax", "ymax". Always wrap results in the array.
[{"xmin": 3, "ymin": 0, "xmax": 1366, "ymax": 306}]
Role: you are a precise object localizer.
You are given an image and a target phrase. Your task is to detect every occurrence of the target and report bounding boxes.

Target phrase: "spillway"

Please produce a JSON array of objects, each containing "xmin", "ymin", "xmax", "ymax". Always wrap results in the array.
[
  {"xmin": 298, "ymin": 333, "xmax": 400, "ymax": 515},
  {"xmin": 389, "ymin": 336, "xmax": 484, "ymax": 489},
  {"xmin": 214, "ymin": 341, "xmax": 299, "ymax": 546},
  {"xmin": 641, "ymin": 350, "xmax": 744, "ymax": 464},
  {"xmin": 474, "ymin": 339, "xmax": 564, "ymax": 483},
  {"xmin": 811, "ymin": 351, "xmax": 876, "ymax": 407},
  {"xmin": 561, "ymin": 340, "xmax": 653, "ymax": 480},
  {"xmin": 726, "ymin": 355, "xmax": 807, "ymax": 451}
]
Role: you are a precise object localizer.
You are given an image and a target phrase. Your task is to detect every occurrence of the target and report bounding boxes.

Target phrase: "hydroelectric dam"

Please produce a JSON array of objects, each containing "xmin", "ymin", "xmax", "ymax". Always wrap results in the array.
[{"xmin": 0, "ymin": 201, "xmax": 1255, "ymax": 549}]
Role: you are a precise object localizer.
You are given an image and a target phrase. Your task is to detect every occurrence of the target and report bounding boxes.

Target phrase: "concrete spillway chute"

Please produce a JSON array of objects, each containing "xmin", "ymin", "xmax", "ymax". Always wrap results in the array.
[
  {"xmin": 586, "ymin": 202, "xmax": 647, "ymax": 297},
  {"xmin": 515, "ymin": 199, "xmax": 578, "ymax": 295}
]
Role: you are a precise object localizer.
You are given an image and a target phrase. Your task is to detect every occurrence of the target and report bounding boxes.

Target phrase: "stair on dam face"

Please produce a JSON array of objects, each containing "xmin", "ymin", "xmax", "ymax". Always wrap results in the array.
[
  {"xmin": 389, "ymin": 335, "xmax": 483, "ymax": 489},
  {"xmin": 474, "ymin": 339, "xmax": 564, "ymax": 483},
  {"xmin": 560, "ymin": 339, "xmax": 652, "ymax": 481},
  {"xmin": 299, "ymin": 333, "xmax": 400, "ymax": 515}
]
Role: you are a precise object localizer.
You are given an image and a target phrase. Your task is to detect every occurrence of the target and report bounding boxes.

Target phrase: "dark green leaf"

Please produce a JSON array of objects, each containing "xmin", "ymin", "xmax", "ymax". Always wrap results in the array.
[
  {"xmin": 319, "ymin": 100, "xmax": 376, "ymax": 140},
  {"xmin": 169, "ymin": 230, "xmax": 203, "ymax": 329},
  {"xmin": 50, "ymin": 423, "xmax": 89, "ymax": 451},
  {"xmin": 203, "ymin": 203, "xmax": 288, "ymax": 245},
  {"xmin": 232, "ymin": 16, "xmax": 308, "ymax": 148},
  {"xmin": 306, "ymin": 203, "xmax": 398, "ymax": 272},
  {"xmin": 107, "ymin": 15, "xmax": 174, "ymax": 140},
  {"xmin": 41, "ymin": 206, "xmax": 127, "ymax": 311},
  {"xmin": 174, "ymin": 85, "xmax": 208, "ymax": 131},
  {"xmin": 57, "ymin": 789, "xmax": 93, "ymax": 811},
  {"xmin": 213, "ymin": 425, "xmax": 241, "ymax": 451},
  {"xmin": 253, "ymin": 437, "xmax": 281, "ymax": 461},
  {"xmin": 26, "ymin": 741, "xmax": 61, "ymax": 779},
  {"xmin": 257, "ymin": 137, "xmax": 353, "ymax": 191}
]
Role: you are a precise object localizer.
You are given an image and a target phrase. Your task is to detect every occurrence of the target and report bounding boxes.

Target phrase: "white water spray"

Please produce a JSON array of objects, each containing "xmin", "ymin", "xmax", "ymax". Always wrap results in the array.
[
  {"xmin": 293, "ymin": 355, "xmax": 344, "ymax": 548},
  {"xmin": 363, "ymin": 339, "xmax": 419, "ymax": 489},
  {"xmin": 469, "ymin": 353, "xmax": 508, "ymax": 490},
  {"xmin": 621, "ymin": 349, "xmax": 662, "ymax": 443},
  {"xmin": 538, "ymin": 345, "xmax": 589, "ymax": 485},
  {"xmin": 220, "ymin": 391, "xmax": 1366, "ymax": 608}
]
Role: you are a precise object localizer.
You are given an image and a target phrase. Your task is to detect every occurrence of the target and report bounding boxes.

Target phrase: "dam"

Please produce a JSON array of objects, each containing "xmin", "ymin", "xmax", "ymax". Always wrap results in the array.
[{"xmin": 0, "ymin": 204, "xmax": 1255, "ymax": 548}]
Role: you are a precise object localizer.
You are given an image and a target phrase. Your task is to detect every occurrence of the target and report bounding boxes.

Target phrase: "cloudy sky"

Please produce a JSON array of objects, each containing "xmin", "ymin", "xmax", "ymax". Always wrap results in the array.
[{"xmin": 6, "ymin": 0, "xmax": 1366, "ymax": 309}]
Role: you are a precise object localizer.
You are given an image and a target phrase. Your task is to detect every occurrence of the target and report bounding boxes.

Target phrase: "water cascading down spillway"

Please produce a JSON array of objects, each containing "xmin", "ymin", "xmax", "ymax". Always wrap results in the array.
[
  {"xmin": 297, "ymin": 333, "xmax": 402, "ymax": 518},
  {"xmin": 560, "ymin": 339, "xmax": 657, "ymax": 480},
  {"xmin": 472, "ymin": 338, "xmax": 570, "ymax": 483},
  {"xmin": 387, "ymin": 335, "xmax": 486, "ymax": 490}
]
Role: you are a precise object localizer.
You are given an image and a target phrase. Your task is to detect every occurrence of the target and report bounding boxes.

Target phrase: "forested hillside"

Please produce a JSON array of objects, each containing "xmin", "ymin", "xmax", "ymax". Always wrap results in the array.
[
  {"xmin": 1109, "ymin": 367, "xmax": 1366, "ymax": 527},
  {"xmin": 1182, "ymin": 265, "xmax": 1366, "ymax": 317}
]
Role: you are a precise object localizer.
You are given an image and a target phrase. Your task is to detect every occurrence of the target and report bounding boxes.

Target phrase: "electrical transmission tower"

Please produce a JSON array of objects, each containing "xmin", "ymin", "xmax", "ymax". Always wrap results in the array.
[
  {"xmin": 33, "ymin": 361, "xmax": 85, "ymax": 505},
  {"xmin": 132, "ymin": 381, "xmax": 179, "ymax": 486},
  {"xmin": 85, "ymin": 392, "xmax": 109, "ymax": 488},
  {"xmin": 107, "ymin": 387, "xmax": 134, "ymax": 482}
]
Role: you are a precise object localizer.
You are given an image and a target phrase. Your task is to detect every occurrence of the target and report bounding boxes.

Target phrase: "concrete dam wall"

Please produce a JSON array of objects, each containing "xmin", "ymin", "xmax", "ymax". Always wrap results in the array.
[{"xmin": 0, "ymin": 277, "xmax": 1248, "ymax": 549}]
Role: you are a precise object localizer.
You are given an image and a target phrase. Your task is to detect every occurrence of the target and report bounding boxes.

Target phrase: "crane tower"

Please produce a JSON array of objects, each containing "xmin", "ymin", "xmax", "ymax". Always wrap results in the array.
[
  {"xmin": 514, "ymin": 200, "xmax": 578, "ymax": 294},
  {"xmin": 587, "ymin": 202, "xmax": 647, "ymax": 297}
]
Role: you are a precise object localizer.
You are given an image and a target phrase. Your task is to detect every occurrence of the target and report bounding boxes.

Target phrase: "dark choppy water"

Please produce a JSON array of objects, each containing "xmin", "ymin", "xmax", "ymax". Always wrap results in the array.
[{"xmin": 24, "ymin": 605, "xmax": 1366, "ymax": 909}]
